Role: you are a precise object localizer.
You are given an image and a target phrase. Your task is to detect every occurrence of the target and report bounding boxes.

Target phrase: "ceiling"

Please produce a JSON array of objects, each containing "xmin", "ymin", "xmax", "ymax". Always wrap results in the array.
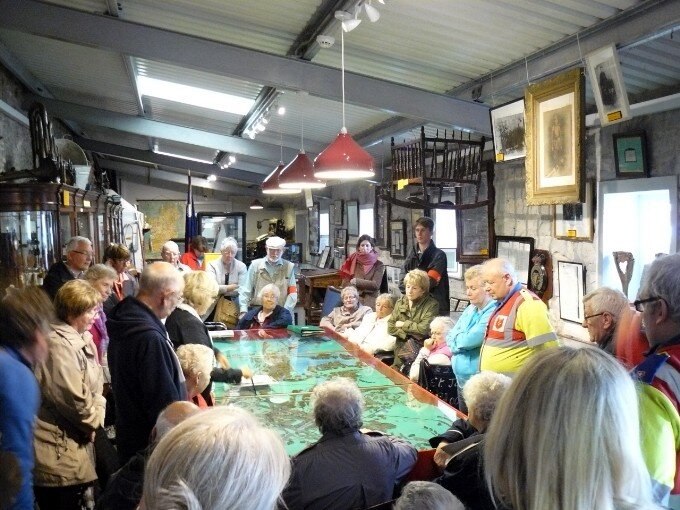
[{"xmin": 0, "ymin": 0, "xmax": 679, "ymax": 201}]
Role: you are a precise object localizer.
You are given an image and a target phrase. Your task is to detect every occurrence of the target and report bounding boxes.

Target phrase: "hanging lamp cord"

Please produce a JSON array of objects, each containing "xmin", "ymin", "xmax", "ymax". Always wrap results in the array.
[{"xmin": 341, "ymin": 30, "xmax": 346, "ymax": 130}]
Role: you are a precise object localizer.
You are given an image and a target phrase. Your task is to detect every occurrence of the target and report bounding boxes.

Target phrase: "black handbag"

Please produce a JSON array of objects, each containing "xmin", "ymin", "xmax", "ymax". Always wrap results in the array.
[
  {"xmin": 417, "ymin": 359, "xmax": 458, "ymax": 407},
  {"xmin": 396, "ymin": 337, "xmax": 423, "ymax": 375}
]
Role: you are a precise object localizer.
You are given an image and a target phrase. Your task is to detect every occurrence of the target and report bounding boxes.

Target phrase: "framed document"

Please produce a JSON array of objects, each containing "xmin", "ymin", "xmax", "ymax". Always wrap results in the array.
[{"xmin": 557, "ymin": 261, "xmax": 585, "ymax": 323}]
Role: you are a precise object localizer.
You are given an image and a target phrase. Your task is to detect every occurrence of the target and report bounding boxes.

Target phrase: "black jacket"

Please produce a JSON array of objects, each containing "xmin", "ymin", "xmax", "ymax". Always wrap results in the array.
[
  {"xmin": 42, "ymin": 261, "xmax": 75, "ymax": 299},
  {"xmin": 236, "ymin": 304, "xmax": 292, "ymax": 330},
  {"xmin": 106, "ymin": 297, "xmax": 186, "ymax": 464},
  {"xmin": 401, "ymin": 241, "xmax": 450, "ymax": 314}
]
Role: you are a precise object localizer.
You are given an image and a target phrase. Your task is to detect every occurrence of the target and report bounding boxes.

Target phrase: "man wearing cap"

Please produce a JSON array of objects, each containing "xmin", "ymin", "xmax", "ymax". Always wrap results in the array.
[{"xmin": 239, "ymin": 236, "xmax": 297, "ymax": 317}]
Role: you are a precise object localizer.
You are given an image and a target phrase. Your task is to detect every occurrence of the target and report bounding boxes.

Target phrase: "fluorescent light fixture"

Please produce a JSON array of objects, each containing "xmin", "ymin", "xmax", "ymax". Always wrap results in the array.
[
  {"xmin": 228, "ymin": 155, "xmax": 236, "ymax": 164},
  {"xmin": 137, "ymin": 75, "xmax": 255, "ymax": 115},
  {"xmin": 277, "ymin": 106, "xmax": 286, "ymax": 115},
  {"xmin": 207, "ymin": 174, "xmax": 217, "ymax": 182},
  {"xmin": 153, "ymin": 149, "xmax": 214, "ymax": 165}
]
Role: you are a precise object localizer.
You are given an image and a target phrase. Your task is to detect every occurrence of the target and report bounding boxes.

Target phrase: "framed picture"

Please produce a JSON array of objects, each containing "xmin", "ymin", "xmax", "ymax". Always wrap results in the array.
[
  {"xmin": 613, "ymin": 131, "xmax": 648, "ymax": 178},
  {"xmin": 308, "ymin": 202, "xmax": 320, "ymax": 255},
  {"xmin": 390, "ymin": 220, "xmax": 407, "ymax": 258},
  {"xmin": 525, "ymin": 68, "xmax": 585, "ymax": 205},
  {"xmin": 374, "ymin": 188, "xmax": 390, "ymax": 249},
  {"xmin": 585, "ymin": 44, "xmax": 631, "ymax": 126},
  {"xmin": 554, "ymin": 180, "xmax": 594, "ymax": 241},
  {"xmin": 494, "ymin": 235, "xmax": 535, "ymax": 285},
  {"xmin": 334, "ymin": 199, "xmax": 344, "ymax": 225},
  {"xmin": 334, "ymin": 228, "xmax": 347, "ymax": 249},
  {"xmin": 318, "ymin": 245, "xmax": 332, "ymax": 269},
  {"xmin": 456, "ymin": 205, "xmax": 492, "ymax": 263},
  {"xmin": 490, "ymin": 98, "xmax": 526, "ymax": 162},
  {"xmin": 346, "ymin": 200, "xmax": 359, "ymax": 236},
  {"xmin": 557, "ymin": 261, "xmax": 585, "ymax": 323}
]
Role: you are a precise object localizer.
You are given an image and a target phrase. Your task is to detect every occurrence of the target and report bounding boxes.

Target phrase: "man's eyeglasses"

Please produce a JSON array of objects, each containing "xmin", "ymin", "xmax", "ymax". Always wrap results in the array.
[
  {"xmin": 72, "ymin": 250, "xmax": 94, "ymax": 258},
  {"xmin": 633, "ymin": 296, "xmax": 661, "ymax": 312},
  {"xmin": 583, "ymin": 312, "xmax": 604, "ymax": 321}
]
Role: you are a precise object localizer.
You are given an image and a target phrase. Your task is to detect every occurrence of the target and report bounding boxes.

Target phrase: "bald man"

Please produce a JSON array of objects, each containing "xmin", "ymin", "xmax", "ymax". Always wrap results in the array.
[
  {"xmin": 96, "ymin": 401, "xmax": 201, "ymax": 510},
  {"xmin": 160, "ymin": 240, "xmax": 192, "ymax": 272},
  {"xmin": 479, "ymin": 258, "xmax": 558, "ymax": 376},
  {"xmin": 107, "ymin": 262, "xmax": 187, "ymax": 464}
]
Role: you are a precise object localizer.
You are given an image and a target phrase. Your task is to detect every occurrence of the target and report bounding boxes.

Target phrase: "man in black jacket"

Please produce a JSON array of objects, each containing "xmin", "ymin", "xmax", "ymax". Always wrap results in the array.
[
  {"xmin": 106, "ymin": 262, "xmax": 187, "ymax": 464},
  {"xmin": 42, "ymin": 236, "xmax": 93, "ymax": 299},
  {"xmin": 400, "ymin": 217, "xmax": 450, "ymax": 315}
]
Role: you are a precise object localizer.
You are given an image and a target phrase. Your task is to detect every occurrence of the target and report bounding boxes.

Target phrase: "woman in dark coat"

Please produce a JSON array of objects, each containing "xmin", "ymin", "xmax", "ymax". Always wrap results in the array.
[{"xmin": 236, "ymin": 283, "xmax": 292, "ymax": 337}]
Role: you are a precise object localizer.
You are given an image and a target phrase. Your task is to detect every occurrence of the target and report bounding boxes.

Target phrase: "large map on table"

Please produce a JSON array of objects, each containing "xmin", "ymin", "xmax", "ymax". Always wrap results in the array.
[{"xmin": 213, "ymin": 332, "xmax": 462, "ymax": 455}]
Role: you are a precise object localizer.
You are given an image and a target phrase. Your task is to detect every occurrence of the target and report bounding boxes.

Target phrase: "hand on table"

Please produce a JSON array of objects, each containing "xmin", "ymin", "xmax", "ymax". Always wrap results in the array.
[
  {"xmin": 240, "ymin": 365, "xmax": 253, "ymax": 379},
  {"xmin": 258, "ymin": 329, "xmax": 273, "ymax": 339},
  {"xmin": 215, "ymin": 351, "xmax": 230, "ymax": 369}
]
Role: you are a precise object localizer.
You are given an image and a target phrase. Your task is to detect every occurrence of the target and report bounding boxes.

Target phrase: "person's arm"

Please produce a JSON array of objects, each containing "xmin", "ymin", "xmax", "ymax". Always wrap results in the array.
[
  {"xmin": 387, "ymin": 436, "xmax": 419, "ymax": 483},
  {"xmin": 207, "ymin": 261, "xmax": 229, "ymax": 296},
  {"xmin": 284, "ymin": 267, "xmax": 297, "ymax": 312},
  {"xmin": 345, "ymin": 306, "xmax": 371, "ymax": 330},
  {"xmin": 368, "ymin": 320, "xmax": 396, "ymax": 353},
  {"xmin": 319, "ymin": 310, "xmax": 335, "ymax": 330},
  {"xmin": 401, "ymin": 299, "xmax": 439, "ymax": 338},
  {"xmin": 514, "ymin": 294, "xmax": 558, "ymax": 347},
  {"xmin": 449, "ymin": 304, "xmax": 495, "ymax": 353},
  {"xmin": 427, "ymin": 249, "xmax": 448, "ymax": 291},
  {"xmin": 353, "ymin": 263, "xmax": 384, "ymax": 292},
  {"xmin": 139, "ymin": 334, "xmax": 184, "ymax": 425},
  {"xmin": 268, "ymin": 307, "xmax": 293, "ymax": 328},
  {"xmin": 388, "ymin": 302, "xmax": 407, "ymax": 340},
  {"xmin": 239, "ymin": 264, "xmax": 255, "ymax": 314}
]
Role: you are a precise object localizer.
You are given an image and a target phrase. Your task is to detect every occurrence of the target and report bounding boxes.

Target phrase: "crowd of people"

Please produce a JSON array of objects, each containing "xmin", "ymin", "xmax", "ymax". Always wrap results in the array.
[{"xmin": 0, "ymin": 216, "xmax": 679, "ymax": 510}]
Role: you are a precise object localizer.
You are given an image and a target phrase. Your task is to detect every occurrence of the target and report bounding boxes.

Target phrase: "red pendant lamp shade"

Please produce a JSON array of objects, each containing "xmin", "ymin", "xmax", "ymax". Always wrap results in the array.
[
  {"xmin": 261, "ymin": 162, "xmax": 300, "ymax": 195},
  {"xmin": 278, "ymin": 151, "xmax": 326, "ymax": 189},
  {"xmin": 314, "ymin": 127, "xmax": 375, "ymax": 179}
]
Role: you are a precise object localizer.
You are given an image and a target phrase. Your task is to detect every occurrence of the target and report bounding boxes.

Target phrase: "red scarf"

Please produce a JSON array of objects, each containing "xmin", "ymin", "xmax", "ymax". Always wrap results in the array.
[{"xmin": 339, "ymin": 250, "xmax": 379, "ymax": 280}]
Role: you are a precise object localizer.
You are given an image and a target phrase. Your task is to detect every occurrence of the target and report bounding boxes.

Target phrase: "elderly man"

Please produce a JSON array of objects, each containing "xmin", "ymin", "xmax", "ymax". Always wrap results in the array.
[
  {"xmin": 160, "ymin": 241, "xmax": 191, "ymax": 272},
  {"xmin": 239, "ymin": 236, "xmax": 297, "ymax": 317},
  {"xmin": 400, "ymin": 217, "xmax": 450, "ymax": 315},
  {"xmin": 107, "ymin": 262, "xmax": 187, "ymax": 464},
  {"xmin": 479, "ymin": 258, "xmax": 558, "ymax": 375},
  {"xmin": 282, "ymin": 377, "xmax": 417, "ymax": 510},
  {"xmin": 634, "ymin": 253, "xmax": 680, "ymax": 509},
  {"xmin": 581, "ymin": 286, "xmax": 629, "ymax": 355},
  {"xmin": 42, "ymin": 235, "xmax": 93, "ymax": 298},
  {"xmin": 95, "ymin": 401, "xmax": 201, "ymax": 510}
]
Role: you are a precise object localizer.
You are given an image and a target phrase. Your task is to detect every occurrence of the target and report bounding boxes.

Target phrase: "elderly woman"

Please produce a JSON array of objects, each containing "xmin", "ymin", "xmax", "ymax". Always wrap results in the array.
[
  {"xmin": 33, "ymin": 280, "xmax": 106, "ymax": 509},
  {"xmin": 319, "ymin": 285, "xmax": 372, "ymax": 334},
  {"xmin": 180, "ymin": 235, "xmax": 207, "ymax": 270},
  {"xmin": 446, "ymin": 265, "xmax": 495, "ymax": 412},
  {"xmin": 485, "ymin": 347, "xmax": 660, "ymax": 510},
  {"xmin": 176, "ymin": 344, "xmax": 215, "ymax": 409},
  {"xmin": 84, "ymin": 263, "xmax": 117, "ymax": 365},
  {"xmin": 207, "ymin": 236, "xmax": 247, "ymax": 301},
  {"xmin": 388, "ymin": 269, "xmax": 439, "ymax": 372},
  {"xmin": 236, "ymin": 283, "xmax": 292, "ymax": 337},
  {"xmin": 282, "ymin": 377, "xmax": 417, "ymax": 510},
  {"xmin": 103, "ymin": 243, "xmax": 139, "ymax": 314},
  {"xmin": 395, "ymin": 481, "xmax": 464, "ymax": 510},
  {"xmin": 346, "ymin": 293, "xmax": 397, "ymax": 355},
  {"xmin": 338, "ymin": 235, "xmax": 386, "ymax": 309},
  {"xmin": 166, "ymin": 271, "xmax": 251, "ymax": 403},
  {"xmin": 409, "ymin": 316, "xmax": 454, "ymax": 382},
  {"xmin": 431, "ymin": 371, "xmax": 512, "ymax": 509},
  {"xmin": 141, "ymin": 406, "xmax": 290, "ymax": 510}
]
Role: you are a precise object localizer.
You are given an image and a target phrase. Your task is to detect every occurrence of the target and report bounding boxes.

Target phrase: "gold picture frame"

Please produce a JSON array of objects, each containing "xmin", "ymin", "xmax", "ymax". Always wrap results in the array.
[{"xmin": 525, "ymin": 68, "xmax": 585, "ymax": 205}]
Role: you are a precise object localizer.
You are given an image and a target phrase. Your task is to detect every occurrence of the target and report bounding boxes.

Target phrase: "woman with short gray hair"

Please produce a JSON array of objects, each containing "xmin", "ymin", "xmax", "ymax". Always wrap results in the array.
[
  {"xmin": 236, "ymin": 283, "xmax": 292, "ymax": 336},
  {"xmin": 319, "ymin": 285, "xmax": 372, "ymax": 334},
  {"xmin": 207, "ymin": 236, "xmax": 246, "ymax": 301}
]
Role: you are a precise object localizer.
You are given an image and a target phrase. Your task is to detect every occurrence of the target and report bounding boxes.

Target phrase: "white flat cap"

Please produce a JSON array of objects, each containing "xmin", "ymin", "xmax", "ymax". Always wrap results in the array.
[{"xmin": 265, "ymin": 236, "xmax": 286, "ymax": 249}]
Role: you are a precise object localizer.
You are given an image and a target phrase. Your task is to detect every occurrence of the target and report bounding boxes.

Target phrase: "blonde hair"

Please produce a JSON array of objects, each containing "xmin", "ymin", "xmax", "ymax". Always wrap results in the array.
[
  {"xmin": 141, "ymin": 406, "xmax": 290, "ymax": 510},
  {"xmin": 464, "ymin": 264, "xmax": 483, "ymax": 282},
  {"xmin": 85, "ymin": 263, "xmax": 117, "ymax": 282},
  {"xmin": 183, "ymin": 271, "xmax": 219, "ymax": 315},
  {"xmin": 176, "ymin": 344, "xmax": 214, "ymax": 395},
  {"xmin": 54, "ymin": 279, "xmax": 101, "ymax": 322},
  {"xmin": 403, "ymin": 269, "xmax": 429, "ymax": 292},
  {"xmin": 484, "ymin": 346, "xmax": 655, "ymax": 510}
]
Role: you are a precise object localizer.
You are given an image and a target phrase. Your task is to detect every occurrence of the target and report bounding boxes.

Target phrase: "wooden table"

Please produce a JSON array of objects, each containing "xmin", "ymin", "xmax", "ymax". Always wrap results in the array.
[{"xmin": 297, "ymin": 268, "xmax": 342, "ymax": 324}]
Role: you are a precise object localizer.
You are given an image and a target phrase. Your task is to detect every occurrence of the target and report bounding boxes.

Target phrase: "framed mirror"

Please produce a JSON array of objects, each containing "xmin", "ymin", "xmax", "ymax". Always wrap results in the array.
[{"xmin": 494, "ymin": 235, "xmax": 535, "ymax": 285}]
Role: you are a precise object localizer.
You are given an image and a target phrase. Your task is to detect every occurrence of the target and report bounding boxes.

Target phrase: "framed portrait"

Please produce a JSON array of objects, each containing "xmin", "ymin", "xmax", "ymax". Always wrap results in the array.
[
  {"xmin": 374, "ymin": 188, "xmax": 390, "ymax": 249},
  {"xmin": 334, "ymin": 199, "xmax": 344, "ymax": 225},
  {"xmin": 494, "ymin": 235, "xmax": 535, "ymax": 285},
  {"xmin": 557, "ymin": 261, "xmax": 585, "ymax": 324},
  {"xmin": 346, "ymin": 200, "xmax": 359, "ymax": 236},
  {"xmin": 390, "ymin": 220, "xmax": 407, "ymax": 258},
  {"xmin": 554, "ymin": 180, "xmax": 594, "ymax": 241},
  {"xmin": 308, "ymin": 202, "xmax": 320, "ymax": 255},
  {"xmin": 585, "ymin": 44, "xmax": 631, "ymax": 126},
  {"xmin": 525, "ymin": 68, "xmax": 585, "ymax": 205},
  {"xmin": 334, "ymin": 228, "xmax": 347, "ymax": 249},
  {"xmin": 613, "ymin": 131, "xmax": 648, "ymax": 178},
  {"xmin": 490, "ymin": 98, "xmax": 526, "ymax": 162}
]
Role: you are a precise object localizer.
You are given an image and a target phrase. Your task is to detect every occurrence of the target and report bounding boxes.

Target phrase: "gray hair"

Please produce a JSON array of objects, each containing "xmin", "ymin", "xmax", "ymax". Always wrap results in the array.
[
  {"xmin": 258, "ymin": 283, "xmax": 281, "ymax": 301},
  {"xmin": 639, "ymin": 253, "xmax": 680, "ymax": 323},
  {"xmin": 139, "ymin": 261, "xmax": 184, "ymax": 296},
  {"xmin": 312, "ymin": 377, "xmax": 364, "ymax": 434},
  {"xmin": 154, "ymin": 401, "xmax": 201, "ymax": 441},
  {"xmin": 142, "ymin": 406, "xmax": 290, "ymax": 510},
  {"xmin": 482, "ymin": 258, "xmax": 517, "ymax": 285},
  {"xmin": 84, "ymin": 263, "xmax": 117, "ymax": 282},
  {"xmin": 220, "ymin": 236, "xmax": 239, "ymax": 253},
  {"xmin": 582, "ymin": 287, "xmax": 629, "ymax": 324},
  {"xmin": 394, "ymin": 481, "xmax": 464, "ymax": 510},
  {"xmin": 462, "ymin": 371, "xmax": 512, "ymax": 424},
  {"xmin": 340, "ymin": 285, "xmax": 359, "ymax": 300},
  {"xmin": 65, "ymin": 236, "xmax": 91, "ymax": 253},
  {"xmin": 484, "ymin": 346, "xmax": 654, "ymax": 510},
  {"xmin": 430, "ymin": 316, "xmax": 454, "ymax": 336},
  {"xmin": 375, "ymin": 293, "xmax": 395, "ymax": 309},
  {"xmin": 176, "ymin": 344, "xmax": 214, "ymax": 385},
  {"xmin": 161, "ymin": 240, "xmax": 180, "ymax": 255}
]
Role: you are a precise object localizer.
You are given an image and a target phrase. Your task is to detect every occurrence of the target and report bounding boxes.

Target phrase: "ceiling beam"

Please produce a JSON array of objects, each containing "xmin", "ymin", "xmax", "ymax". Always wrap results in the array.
[
  {"xmin": 35, "ymin": 97, "xmax": 322, "ymax": 163},
  {"xmin": 0, "ymin": 0, "xmax": 491, "ymax": 135}
]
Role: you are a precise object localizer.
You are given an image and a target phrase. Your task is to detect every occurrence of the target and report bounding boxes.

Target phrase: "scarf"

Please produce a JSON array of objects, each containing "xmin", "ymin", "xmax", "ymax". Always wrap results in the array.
[{"xmin": 339, "ymin": 250, "xmax": 379, "ymax": 280}]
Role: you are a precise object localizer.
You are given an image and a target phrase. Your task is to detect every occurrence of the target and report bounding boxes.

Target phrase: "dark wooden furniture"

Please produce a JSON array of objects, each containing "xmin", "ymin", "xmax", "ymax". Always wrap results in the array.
[{"xmin": 298, "ymin": 268, "xmax": 342, "ymax": 325}]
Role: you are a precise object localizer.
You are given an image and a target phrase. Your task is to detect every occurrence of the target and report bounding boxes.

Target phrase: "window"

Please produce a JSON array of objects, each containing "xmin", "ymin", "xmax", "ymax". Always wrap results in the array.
[
  {"xmin": 319, "ymin": 211, "xmax": 330, "ymax": 252},
  {"xmin": 433, "ymin": 208, "xmax": 460, "ymax": 277},
  {"xmin": 359, "ymin": 206, "xmax": 374, "ymax": 238}
]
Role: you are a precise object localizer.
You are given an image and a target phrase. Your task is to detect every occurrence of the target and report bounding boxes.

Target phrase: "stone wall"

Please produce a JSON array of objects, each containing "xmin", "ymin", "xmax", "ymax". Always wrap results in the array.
[{"xmin": 0, "ymin": 63, "xmax": 32, "ymax": 173}]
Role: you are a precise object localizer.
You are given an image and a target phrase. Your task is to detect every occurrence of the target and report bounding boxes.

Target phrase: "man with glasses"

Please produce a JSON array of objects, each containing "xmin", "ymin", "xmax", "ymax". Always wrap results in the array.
[
  {"xmin": 634, "ymin": 253, "xmax": 680, "ymax": 510},
  {"xmin": 160, "ymin": 240, "xmax": 191, "ymax": 272},
  {"xmin": 106, "ymin": 262, "xmax": 187, "ymax": 465},
  {"xmin": 581, "ymin": 287, "xmax": 629, "ymax": 355},
  {"xmin": 42, "ymin": 236, "xmax": 93, "ymax": 299}
]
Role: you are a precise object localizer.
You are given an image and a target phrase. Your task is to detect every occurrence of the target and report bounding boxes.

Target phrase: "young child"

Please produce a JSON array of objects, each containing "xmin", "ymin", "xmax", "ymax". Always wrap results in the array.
[{"xmin": 409, "ymin": 316, "xmax": 454, "ymax": 382}]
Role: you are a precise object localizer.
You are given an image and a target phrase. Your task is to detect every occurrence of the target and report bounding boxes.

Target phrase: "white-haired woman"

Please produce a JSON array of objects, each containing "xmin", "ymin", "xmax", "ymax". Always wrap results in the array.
[
  {"xmin": 319, "ymin": 286, "xmax": 372, "ymax": 334},
  {"xmin": 409, "ymin": 316, "xmax": 454, "ymax": 382},
  {"xmin": 236, "ymin": 283, "xmax": 293, "ymax": 337},
  {"xmin": 484, "ymin": 346, "xmax": 661, "ymax": 510},
  {"xmin": 346, "ymin": 293, "xmax": 397, "ymax": 355},
  {"xmin": 207, "ymin": 236, "xmax": 246, "ymax": 301},
  {"xmin": 431, "ymin": 371, "xmax": 512, "ymax": 510},
  {"xmin": 176, "ymin": 344, "xmax": 215, "ymax": 408},
  {"xmin": 141, "ymin": 406, "xmax": 290, "ymax": 510}
]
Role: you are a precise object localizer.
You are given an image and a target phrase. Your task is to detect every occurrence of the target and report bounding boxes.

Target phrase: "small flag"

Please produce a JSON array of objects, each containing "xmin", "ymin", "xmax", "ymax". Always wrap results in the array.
[{"xmin": 185, "ymin": 170, "xmax": 198, "ymax": 251}]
